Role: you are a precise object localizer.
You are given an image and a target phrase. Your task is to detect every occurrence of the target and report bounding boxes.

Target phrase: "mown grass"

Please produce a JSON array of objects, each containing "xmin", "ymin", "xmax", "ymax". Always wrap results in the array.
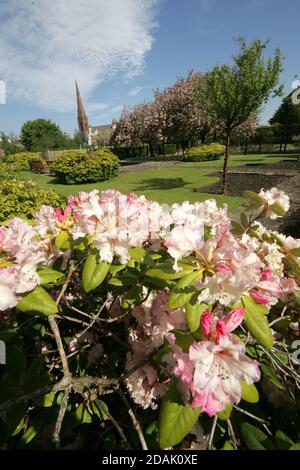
[{"xmin": 23, "ymin": 153, "xmax": 287, "ymax": 208}]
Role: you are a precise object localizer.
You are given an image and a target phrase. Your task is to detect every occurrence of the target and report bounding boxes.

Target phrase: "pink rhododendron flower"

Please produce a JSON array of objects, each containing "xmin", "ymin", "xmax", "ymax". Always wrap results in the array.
[{"xmin": 175, "ymin": 335, "xmax": 260, "ymax": 416}]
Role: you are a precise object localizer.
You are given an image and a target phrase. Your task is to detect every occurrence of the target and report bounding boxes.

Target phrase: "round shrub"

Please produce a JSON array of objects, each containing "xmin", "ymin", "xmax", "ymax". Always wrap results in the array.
[
  {"xmin": 6, "ymin": 151, "xmax": 42, "ymax": 171},
  {"xmin": 0, "ymin": 179, "xmax": 63, "ymax": 222},
  {"xmin": 51, "ymin": 149, "xmax": 119, "ymax": 184},
  {"xmin": 0, "ymin": 162, "xmax": 23, "ymax": 180},
  {"xmin": 183, "ymin": 143, "xmax": 225, "ymax": 162}
]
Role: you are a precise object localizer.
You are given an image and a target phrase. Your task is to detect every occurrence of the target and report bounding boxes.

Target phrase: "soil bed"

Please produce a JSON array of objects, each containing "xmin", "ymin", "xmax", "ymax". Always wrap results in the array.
[{"xmin": 197, "ymin": 171, "xmax": 289, "ymax": 196}]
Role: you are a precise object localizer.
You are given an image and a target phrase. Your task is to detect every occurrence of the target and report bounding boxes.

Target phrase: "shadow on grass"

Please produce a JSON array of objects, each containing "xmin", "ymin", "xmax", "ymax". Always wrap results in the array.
[{"xmin": 135, "ymin": 177, "xmax": 188, "ymax": 191}]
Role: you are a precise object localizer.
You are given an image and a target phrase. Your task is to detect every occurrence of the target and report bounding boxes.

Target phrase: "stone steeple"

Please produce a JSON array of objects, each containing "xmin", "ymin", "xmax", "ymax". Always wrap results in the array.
[{"xmin": 75, "ymin": 80, "xmax": 89, "ymax": 144}]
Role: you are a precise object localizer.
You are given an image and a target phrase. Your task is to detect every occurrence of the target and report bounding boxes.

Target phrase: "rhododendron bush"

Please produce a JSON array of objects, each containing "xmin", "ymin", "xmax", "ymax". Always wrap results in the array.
[{"xmin": 0, "ymin": 187, "xmax": 299, "ymax": 450}]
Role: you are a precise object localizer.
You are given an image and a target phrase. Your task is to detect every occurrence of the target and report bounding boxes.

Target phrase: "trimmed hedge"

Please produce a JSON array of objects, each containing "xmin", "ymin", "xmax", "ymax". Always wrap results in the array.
[
  {"xmin": 112, "ymin": 146, "xmax": 149, "ymax": 160},
  {"xmin": 51, "ymin": 148, "xmax": 119, "ymax": 184},
  {"xmin": 183, "ymin": 143, "xmax": 225, "ymax": 162},
  {"xmin": 0, "ymin": 180, "xmax": 63, "ymax": 222},
  {"xmin": 6, "ymin": 151, "xmax": 42, "ymax": 171}
]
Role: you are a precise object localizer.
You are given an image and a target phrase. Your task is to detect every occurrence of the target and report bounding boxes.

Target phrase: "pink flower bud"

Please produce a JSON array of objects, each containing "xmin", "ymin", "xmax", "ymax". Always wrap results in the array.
[
  {"xmin": 215, "ymin": 320, "xmax": 226, "ymax": 344},
  {"xmin": 64, "ymin": 205, "xmax": 72, "ymax": 218},
  {"xmin": 200, "ymin": 310, "xmax": 213, "ymax": 337},
  {"xmin": 215, "ymin": 263, "xmax": 232, "ymax": 273},
  {"xmin": 256, "ymin": 280, "xmax": 283, "ymax": 298},
  {"xmin": 260, "ymin": 269, "xmax": 273, "ymax": 281},
  {"xmin": 55, "ymin": 208, "xmax": 64, "ymax": 222},
  {"xmin": 249, "ymin": 289, "xmax": 270, "ymax": 304},
  {"xmin": 224, "ymin": 307, "xmax": 244, "ymax": 333}
]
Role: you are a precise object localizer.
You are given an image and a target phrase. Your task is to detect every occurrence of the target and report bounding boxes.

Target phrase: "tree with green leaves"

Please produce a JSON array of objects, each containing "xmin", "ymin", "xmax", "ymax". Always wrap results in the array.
[
  {"xmin": 20, "ymin": 118, "xmax": 71, "ymax": 151},
  {"xmin": 270, "ymin": 88, "xmax": 300, "ymax": 152},
  {"xmin": 0, "ymin": 132, "xmax": 23, "ymax": 155},
  {"xmin": 199, "ymin": 38, "xmax": 283, "ymax": 192}
]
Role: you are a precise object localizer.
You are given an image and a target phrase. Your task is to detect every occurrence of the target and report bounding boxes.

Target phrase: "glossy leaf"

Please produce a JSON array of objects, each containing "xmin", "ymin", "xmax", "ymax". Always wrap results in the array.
[
  {"xmin": 241, "ymin": 381, "xmax": 259, "ymax": 403},
  {"xmin": 82, "ymin": 253, "xmax": 110, "ymax": 292},
  {"xmin": 158, "ymin": 383, "xmax": 201, "ymax": 448},
  {"xmin": 17, "ymin": 287, "xmax": 58, "ymax": 316},
  {"xmin": 37, "ymin": 267, "xmax": 64, "ymax": 285},
  {"xmin": 242, "ymin": 296, "xmax": 273, "ymax": 348}
]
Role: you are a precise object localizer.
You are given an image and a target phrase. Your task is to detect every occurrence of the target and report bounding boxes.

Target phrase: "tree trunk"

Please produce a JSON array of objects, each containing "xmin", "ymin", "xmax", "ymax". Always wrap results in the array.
[
  {"xmin": 244, "ymin": 135, "xmax": 248, "ymax": 155},
  {"xmin": 222, "ymin": 134, "xmax": 230, "ymax": 194},
  {"xmin": 149, "ymin": 143, "xmax": 154, "ymax": 157},
  {"xmin": 284, "ymin": 141, "xmax": 287, "ymax": 154}
]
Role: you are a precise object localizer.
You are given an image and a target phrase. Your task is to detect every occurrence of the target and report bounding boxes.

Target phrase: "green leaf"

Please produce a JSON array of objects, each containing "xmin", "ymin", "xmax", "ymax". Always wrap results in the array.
[
  {"xmin": 270, "ymin": 202, "xmax": 285, "ymax": 217},
  {"xmin": 231, "ymin": 221, "xmax": 245, "ymax": 236},
  {"xmin": 128, "ymin": 247, "xmax": 146, "ymax": 262},
  {"xmin": 109, "ymin": 263, "xmax": 126, "ymax": 275},
  {"xmin": 290, "ymin": 443, "xmax": 300, "ymax": 450},
  {"xmin": 186, "ymin": 302, "xmax": 208, "ymax": 333},
  {"xmin": 35, "ymin": 392, "xmax": 55, "ymax": 408},
  {"xmin": 145, "ymin": 262, "xmax": 194, "ymax": 280},
  {"xmin": 92, "ymin": 400, "xmax": 109, "ymax": 421},
  {"xmin": 294, "ymin": 291, "xmax": 300, "ymax": 307},
  {"xmin": 5, "ymin": 403, "xmax": 26, "ymax": 436},
  {"xmin": 241, "ymin": 423, "xmax": 275, "ymax": 450},
  {"xmin": 168, "ymin": 271, "xmax": 201, "ymax": 310},
  {"xmin": 242, "ymin": 295, "xmax": 269, "ymax": 315},
  {"xmin": 82, "ymin": 253, "xmax": 110, "ymax": 292},
  {"xmin": 242, "ymin": 296, "xmax": 273, "ymax": 348},
  {"xmin": 173, "ymin": 331, "xmax": 195, "ymax": 352},
  {"xmin": 241, "ymin": 381, "xmax": 259, "ymax": 403},
  {"xmin": 75, "ymin": 403, "xmax": 92, "ymax": 423},
  {"xmin": 275, "ymin": 430, "xmax": 294, "ymax": 450},
  {"xmin": 291, "ymin": 248, "xmax": 300, "ymax": 257},
  {"xmin": 158, "ymin": 383, "xmax": 201, "ymax": 448},
  {"xmin": 37, "ymin": 267, "xmax": 64, "ymax": 285},
  {"xmin": 240, "ymin": 212, "xmax": 249, "ymax": 228},
  {"xmin": 261, "ymin": 363, "xmax": 284, "ymax": 390},
  {"xmin": 17, "ymin": 287, "xmax": 58, "ymax": 316},
  {"xmin": 284, "ymin": 257, "xmax": 300, "ymax": 280},
  {"xmin": 222, "ymin": 440, "xmax": 235, "ymax": 450},
  {"xmin": 55, "ymin": 230, "xmax": 71, "ymax": 250},
  {"xmin": 243, "ymin": 190, "xmax": 263, "ymax": 206},
  {"xmin": 18, "ymin": 426, "xmax": 37, "ymax": 448},
  {"xmin": 218, "ymin": 403, "xmax": 233, "ymax": 421}
]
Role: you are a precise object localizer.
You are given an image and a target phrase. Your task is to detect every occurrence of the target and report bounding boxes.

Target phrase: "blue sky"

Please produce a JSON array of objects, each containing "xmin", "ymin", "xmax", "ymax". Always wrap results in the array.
[{"xmin": 0, "ymin": 0, "xmax": 299, "ymax": 136}]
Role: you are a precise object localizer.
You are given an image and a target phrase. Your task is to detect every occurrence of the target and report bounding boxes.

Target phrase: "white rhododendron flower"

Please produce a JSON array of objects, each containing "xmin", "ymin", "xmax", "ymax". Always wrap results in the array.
[{"xmin": 259, "ymin": 187, "xmax": 290, "ymax": 219}]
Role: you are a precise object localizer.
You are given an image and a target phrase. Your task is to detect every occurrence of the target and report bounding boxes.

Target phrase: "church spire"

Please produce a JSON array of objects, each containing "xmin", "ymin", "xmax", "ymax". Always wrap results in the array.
[{"xmin": 75, "ymin": 80, "xmax": 89, "ymax": 144}]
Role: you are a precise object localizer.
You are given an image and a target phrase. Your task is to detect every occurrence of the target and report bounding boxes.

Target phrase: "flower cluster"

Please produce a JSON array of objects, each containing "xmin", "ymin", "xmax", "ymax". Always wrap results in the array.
[{"xmin": 0, "ymin": 187, "xmax": 299, "ymax": 420}]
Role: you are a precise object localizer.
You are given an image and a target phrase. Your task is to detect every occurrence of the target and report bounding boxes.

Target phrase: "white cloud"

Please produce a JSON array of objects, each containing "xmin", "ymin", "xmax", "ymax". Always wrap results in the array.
[
  {"xmin": 128, "ymin": 86, "xmax": 149, "ymax": 96},
  {"xmin": 0, "ymin": 0, "xmax": 159, "ymax": 111},
  {"xmin": 110, "ymin": 105, "xmax": 123, "ymax": 113},
  {"xmin": 87, "ymin": 102, "xmax": 110, "ymax": 113}
]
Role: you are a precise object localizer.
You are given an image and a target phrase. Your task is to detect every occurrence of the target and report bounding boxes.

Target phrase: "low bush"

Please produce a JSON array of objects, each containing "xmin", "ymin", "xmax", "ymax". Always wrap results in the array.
[
  {"xmin": 51, "ymin": 148, "xmax": 119, "ymax": 184},
  {"xmin": 183, "ymin": 143, "xmax": 225, "ymax": 161},
  {"xmin": 0, "ymin": 162, "xmax": 22, "ymax": 180},
  {"xmin": 112, "ymin": 145, "xmax": 149, "ymax": 159},
  {"xmin": 6, "ymin": 151, "xmax": 42, "ymax": 171},
  {"xmin": 0, "ymin": 179, "xmax": 63, "ymax": 222}
]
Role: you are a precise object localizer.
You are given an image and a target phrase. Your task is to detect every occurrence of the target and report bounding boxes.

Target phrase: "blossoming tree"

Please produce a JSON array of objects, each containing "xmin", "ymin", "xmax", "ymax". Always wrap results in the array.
[{"xmin": 0, "ymin": 187, "xmax": 299, "ymax": 450}]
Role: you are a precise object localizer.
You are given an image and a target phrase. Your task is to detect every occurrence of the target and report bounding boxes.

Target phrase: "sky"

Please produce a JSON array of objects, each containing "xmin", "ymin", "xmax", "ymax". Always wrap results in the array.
[{"xmin": 0, "ymin": 0, "xmax": 299, "ymax": 136}]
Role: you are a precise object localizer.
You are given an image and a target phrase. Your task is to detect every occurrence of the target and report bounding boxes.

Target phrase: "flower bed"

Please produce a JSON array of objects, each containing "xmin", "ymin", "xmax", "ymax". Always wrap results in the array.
[{"xmin": 0, "ymin": 187, "xmax": 299, "ymax": 450}]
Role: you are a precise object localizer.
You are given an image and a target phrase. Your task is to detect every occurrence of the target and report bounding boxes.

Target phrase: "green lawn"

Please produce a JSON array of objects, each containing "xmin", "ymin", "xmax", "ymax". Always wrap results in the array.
[{"xmin": 25, "ymin": 153, "xmax": 287, "ymax": 208}]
